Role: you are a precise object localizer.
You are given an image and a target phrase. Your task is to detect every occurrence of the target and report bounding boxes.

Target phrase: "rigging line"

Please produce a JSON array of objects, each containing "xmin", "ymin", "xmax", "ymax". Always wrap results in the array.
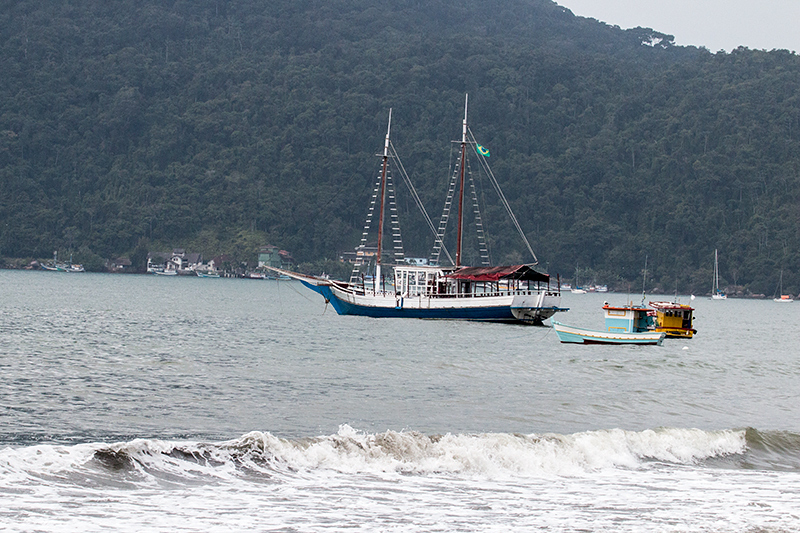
[
  {"xmin": 472, "ymin": 155, "xmax": 493, "ymax": 265},
  {"xmin": 467, "ymin": 127, "xmax": 538, "ymax": 264},
  {"xmin": 430, "ymin": 155, "xmax": 460, "ymax": 266},
  {"xmin": 389, "ymin": 141, "xmax": 454, "ymax": 265},
  {"xmin": 283, "ymin": 277, "xmax": 317, "ymax": 303},
  {"xmin": 465, "ymin": 156, "xmax": 491, "ymax": 266},
  {"xmin": 385, "ymin": 169, "xmax": 405, "ymax": 263},
  {"xmin": 350, "ymin": 166, "xmax": 384, "ymax": 285}
]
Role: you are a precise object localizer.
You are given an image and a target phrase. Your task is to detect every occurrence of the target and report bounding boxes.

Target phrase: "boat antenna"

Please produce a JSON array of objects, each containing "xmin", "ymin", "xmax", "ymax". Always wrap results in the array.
[{"xmin": 641, "ymin": 254, "xmax": 648, "ymax": 305}]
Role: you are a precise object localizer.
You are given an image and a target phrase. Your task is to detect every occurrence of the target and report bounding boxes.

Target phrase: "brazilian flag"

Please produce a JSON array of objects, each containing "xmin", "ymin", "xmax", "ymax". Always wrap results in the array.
[{"xmin": 476, "ymin": 144, "xmax": 490, "ymax": 157}]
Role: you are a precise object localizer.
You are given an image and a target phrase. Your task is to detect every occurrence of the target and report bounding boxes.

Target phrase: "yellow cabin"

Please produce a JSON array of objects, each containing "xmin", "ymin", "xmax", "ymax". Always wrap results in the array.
[{"xmin": 649, "ymin": 301, "xmax": 696, "ymax": 338}]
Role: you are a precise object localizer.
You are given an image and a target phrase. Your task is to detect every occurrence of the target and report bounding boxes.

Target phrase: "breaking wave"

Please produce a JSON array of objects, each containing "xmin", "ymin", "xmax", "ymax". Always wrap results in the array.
[{"xmin": 3, "ymin": 425, "xmax": 781, "ymax": 488}]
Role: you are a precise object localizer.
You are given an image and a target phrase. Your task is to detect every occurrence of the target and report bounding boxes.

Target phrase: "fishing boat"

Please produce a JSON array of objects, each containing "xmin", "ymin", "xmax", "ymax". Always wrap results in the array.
[
  {"xmin": 552, "ymin": 303, "xmax": 665, "ymax": 345},
  {"xmin": 649, "ymin": 301, "xmax": 697, "ymax": 338},
  {"xmin": 711, "ymin": 249, "xmax": 726, "ymax": 299},
  {"xmin": 266, "ymin": 98, "xmax": 566, "ymax": 325},
  {"xmin": 196, "ymin": 271, "xmax": 221, "ymax": 278},
  {"xmin": 65, "ymin": 254, "xmax": 84, "ymax": 272},
  {"xmin": 40, "ymin": 251, "xmax": 68, "ymax": 271}
]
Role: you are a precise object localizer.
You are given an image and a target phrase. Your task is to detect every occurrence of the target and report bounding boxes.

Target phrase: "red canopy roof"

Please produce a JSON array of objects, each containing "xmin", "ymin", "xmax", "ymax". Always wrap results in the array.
[{"xmin": 446, "ymin": 265, "xmax": 550, "ymax": 282}]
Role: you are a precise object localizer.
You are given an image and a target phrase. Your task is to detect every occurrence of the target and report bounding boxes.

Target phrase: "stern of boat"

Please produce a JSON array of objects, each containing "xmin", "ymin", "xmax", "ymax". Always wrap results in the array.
[{"xmin": 511, "ymin": 290, "xmax": 568, "ymax": 325}]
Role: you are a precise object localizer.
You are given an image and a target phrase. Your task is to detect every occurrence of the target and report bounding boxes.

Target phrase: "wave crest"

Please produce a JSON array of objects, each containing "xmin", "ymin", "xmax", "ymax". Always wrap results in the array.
[
  {"xmin": 211, "ymin": 425, "xmax": 747, "ymax": 477},
  {"xmin": 0, "ymin": 426, "xmax": 751, "ymax": 486}
]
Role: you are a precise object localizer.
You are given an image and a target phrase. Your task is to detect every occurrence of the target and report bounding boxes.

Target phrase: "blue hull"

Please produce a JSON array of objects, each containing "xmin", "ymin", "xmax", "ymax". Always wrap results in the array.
[{"xmin": 302, "ymin": 281, "xmax": 535, "ymax": 322}]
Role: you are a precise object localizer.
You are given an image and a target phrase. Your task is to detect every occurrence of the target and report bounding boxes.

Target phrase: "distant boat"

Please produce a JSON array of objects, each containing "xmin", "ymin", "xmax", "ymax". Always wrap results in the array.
[
  {"xmin": 711, "ymin": 249, "xmax": 727, "ymax": 300},
  {"xmin": 571, "ymin": 264, "xmax": 586, "ymax": 293},
  {"xmin": 40, "ymin": 251, "xmax": 77, "ymax": 272},
  {"xmin": 773, "ymin": 270, "xmax": 793, "ymax": 302},
  {"xmin": 552, "ymin": 303, "xmax": 665, "ymax": 345},
  {"xmin": 196, "ymin": 271, "xmax": 220, "ymax": 278},
  {"xmin": 154, "ymin": 269, "xmax": 177, "ymax": 276},
  {"xmin": 65, "ymin": 254, "xmax": 84, "ymax": 272}
]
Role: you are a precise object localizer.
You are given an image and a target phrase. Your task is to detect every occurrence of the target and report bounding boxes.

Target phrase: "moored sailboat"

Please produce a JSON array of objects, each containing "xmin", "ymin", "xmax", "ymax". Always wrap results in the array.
[
  {"xmin": 711, "ymin": 249, "xmax": 726, "ymax": 300},
  {"xmin": 773, "ymin": 270, "xmax": 794, "ymax": 302},
  {"xmin": 268, "ymin": 98, "xmax": 566, "ymax": 324}
]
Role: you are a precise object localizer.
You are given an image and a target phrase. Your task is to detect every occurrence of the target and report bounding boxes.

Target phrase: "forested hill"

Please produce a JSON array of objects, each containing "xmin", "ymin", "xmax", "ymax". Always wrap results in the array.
[{"xmin": 2, "ymin": 0, "xmax": 799, "ymax": 295}]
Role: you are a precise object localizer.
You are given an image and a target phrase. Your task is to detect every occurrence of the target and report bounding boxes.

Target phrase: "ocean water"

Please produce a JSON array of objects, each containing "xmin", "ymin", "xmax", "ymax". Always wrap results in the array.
[{"xmin": 1, "ymin": 269, "xmax": 799, "ymax": 532}]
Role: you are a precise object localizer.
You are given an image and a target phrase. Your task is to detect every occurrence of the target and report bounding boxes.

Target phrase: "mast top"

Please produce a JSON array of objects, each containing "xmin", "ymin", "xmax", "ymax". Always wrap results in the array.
[
  {"xmin": 462, "ymin": 94, "xmax": 468, "ymax": 144},
  {"xmin": 383, "ymin": 108, "xmax": 392, "ymax": 158}
]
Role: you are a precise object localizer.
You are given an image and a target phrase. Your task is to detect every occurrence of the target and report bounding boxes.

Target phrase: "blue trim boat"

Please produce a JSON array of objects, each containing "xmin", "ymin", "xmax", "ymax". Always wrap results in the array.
[
  {"xmin": 270, "ymin": 264, "xmax": 566, "ymax": 324},
  {"xmin": 552, "ymin": 303, "xmax": 665, "ymax": 345},
  {"xmin": 266, "ymin": 98, "xmax": 567, "ymax": 325}
]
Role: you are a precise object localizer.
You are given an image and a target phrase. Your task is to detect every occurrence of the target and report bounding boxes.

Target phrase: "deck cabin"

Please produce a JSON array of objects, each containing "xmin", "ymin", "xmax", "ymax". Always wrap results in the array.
[
  {"xmin": 602, "ymin": 303, "xmax": 654, "ymax": 333},
  {"xmin": 388, "ymin": 264, "xmax": 556, "ymax": 298},
  {"xmin": 649, "ymin": 301, "xmax": 696, "ymax": 338}
]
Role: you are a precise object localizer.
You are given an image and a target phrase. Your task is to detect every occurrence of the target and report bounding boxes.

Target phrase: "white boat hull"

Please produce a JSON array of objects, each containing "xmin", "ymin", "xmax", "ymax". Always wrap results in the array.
[
  {"xmin": 264, "ymin": 267, "xmax": 566, "ymax": 324},
  {"xmin": 324, "ymin": 283, "xmax": 563, "ymax": 324}
]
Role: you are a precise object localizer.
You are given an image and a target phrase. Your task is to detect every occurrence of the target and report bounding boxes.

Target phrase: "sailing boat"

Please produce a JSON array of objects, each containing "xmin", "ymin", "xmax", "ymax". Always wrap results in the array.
[
  {"xmin": 711, "ymin": 249, "xmax": 727, "ymax": 300},
  {"xmin": 267, "ymin": 97, "xmax": 566, "ymax": 324},
  {"xmin": 773, "ymin": 270, "xmax": 794, "ymax": 302},
  {"xmin": 571, "ymin": 264, "xmax": 587, "ymax": 294}
]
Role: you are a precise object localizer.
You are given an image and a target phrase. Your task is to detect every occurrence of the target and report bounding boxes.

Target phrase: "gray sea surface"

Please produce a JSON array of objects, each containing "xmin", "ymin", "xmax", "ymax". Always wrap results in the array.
[{"xmin": 1, "ymin": 269, "xmax": 798, "ymax": 442}]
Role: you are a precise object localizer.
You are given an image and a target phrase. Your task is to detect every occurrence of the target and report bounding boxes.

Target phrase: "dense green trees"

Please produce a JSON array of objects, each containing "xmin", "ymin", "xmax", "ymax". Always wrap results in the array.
[{"xmin": 1, "ymin": 0, "xmax": 799, "ymax": 295}]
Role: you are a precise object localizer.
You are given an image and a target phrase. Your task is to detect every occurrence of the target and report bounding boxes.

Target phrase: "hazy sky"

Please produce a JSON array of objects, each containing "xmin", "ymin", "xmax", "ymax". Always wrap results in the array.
[{"xmin": 556, "ymin": 0, "xmax": 800, "ymax": 52}]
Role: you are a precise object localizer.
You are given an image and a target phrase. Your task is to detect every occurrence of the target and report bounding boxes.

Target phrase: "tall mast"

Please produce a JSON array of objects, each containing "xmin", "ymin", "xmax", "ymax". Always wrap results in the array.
[
  {"xmin": 375, "ymin": 108, "xmax": 391, "ymax": 292},
  {"xmin": 455, "ymin": 94, "xmax": 468, "ymax": 267}
]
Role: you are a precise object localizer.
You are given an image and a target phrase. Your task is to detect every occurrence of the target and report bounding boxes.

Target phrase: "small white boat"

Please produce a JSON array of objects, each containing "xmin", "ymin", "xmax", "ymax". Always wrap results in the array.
[
  {"xmin": 773, "ymin": 270, "xmax": 793, "ymax": 302},
  {"xmin": 552, "ymin": 303, "xmax": 665, "ymax": 345},
  {"xmin": 711, "ymin": 249, "xmax": 727, "ymax": 299},
  {"xmin": 154, "ymin": 269, "xmax": 177, "ymax": 276},
  {"xmin": 196, "ymin": 271, "xmax": 220, "ymax": 278}
]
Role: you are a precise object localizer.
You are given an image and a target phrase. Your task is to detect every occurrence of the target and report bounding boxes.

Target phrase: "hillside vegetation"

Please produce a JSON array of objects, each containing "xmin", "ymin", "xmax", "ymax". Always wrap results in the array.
[{"xmin": 2, "ymin": 0, "xmax": 799, "ymax": 295}]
